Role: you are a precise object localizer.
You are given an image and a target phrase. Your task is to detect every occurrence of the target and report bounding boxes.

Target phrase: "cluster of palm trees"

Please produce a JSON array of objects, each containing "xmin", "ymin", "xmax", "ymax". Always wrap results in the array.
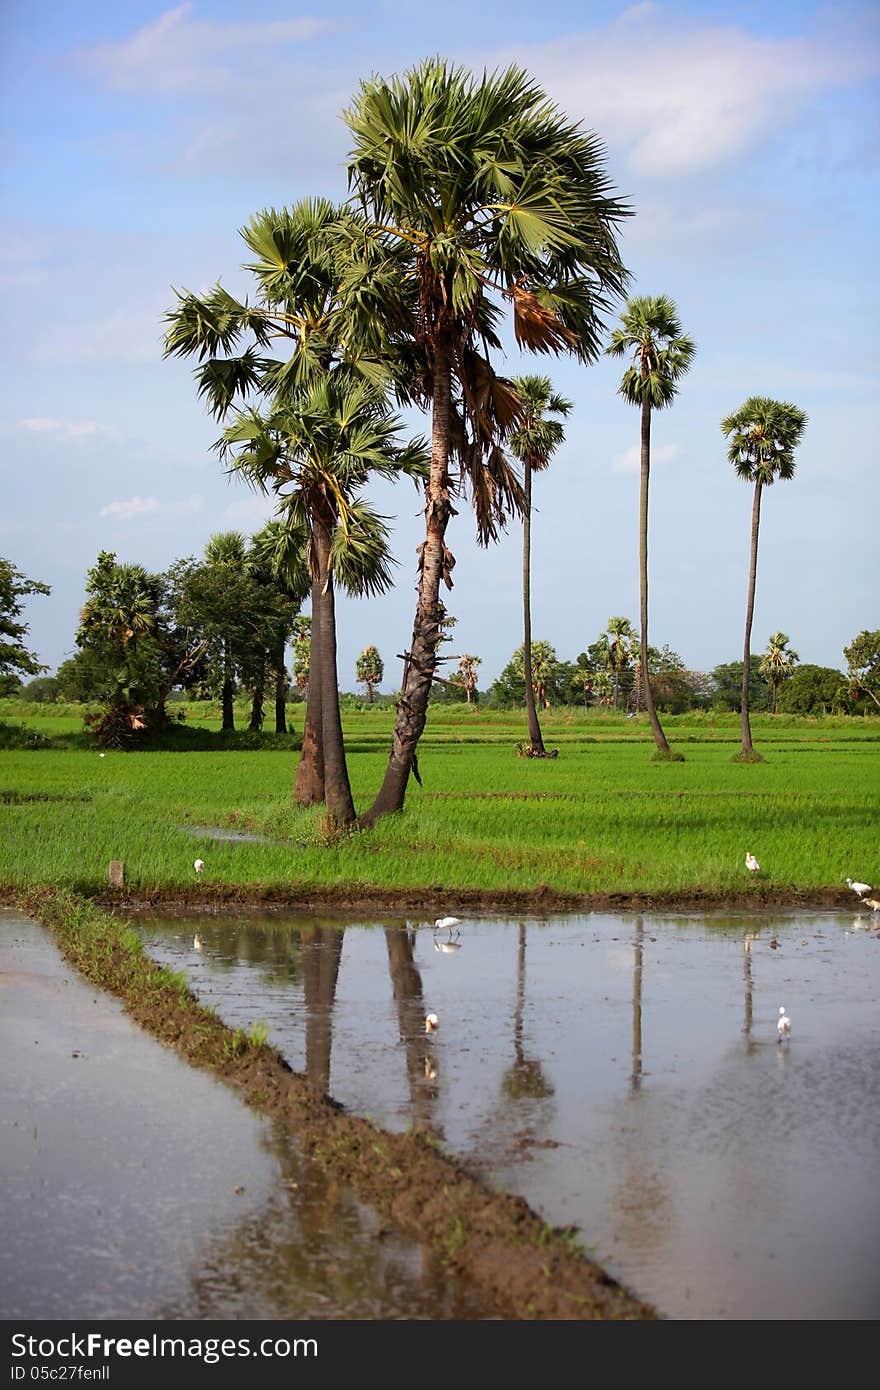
[{"xmin": 165, "ymin": 56, "xmax": 808, "ymax": 825}]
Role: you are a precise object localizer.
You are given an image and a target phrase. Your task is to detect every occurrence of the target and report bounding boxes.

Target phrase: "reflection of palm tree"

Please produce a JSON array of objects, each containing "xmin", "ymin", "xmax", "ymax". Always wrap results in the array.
[
  {"xmin": 742, "ymin": 931, "xmax": 756, "ymax": 1053},
  {"xmin": 300, "ymin": 925, "xmax": 345, "ymax": 1096},
  {"xmin": 384, "ymin": 926, "xmax": 440, "ymax": 1134},
  {"xmin": 631, "ymin": 917, "xmax": 644, "ymax": 1093},
  {"xmin": 502, "ymin": 923, "xmax": 553, "ymax": 1103}
]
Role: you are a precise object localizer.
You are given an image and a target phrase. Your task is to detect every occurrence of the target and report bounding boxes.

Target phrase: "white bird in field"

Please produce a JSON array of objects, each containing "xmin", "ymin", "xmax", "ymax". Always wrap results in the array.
[
  {"xmin": 777, "ymin": 1005, "xmax": 791, "ymax": 1040},
  {"xmin": 194, "ymin": 859, "xmax": 204, "ymax": 875},
  {"xmin": 435, "ymin": 916, "xmax": 461, "ymax": 932},
  {"xmin": 745, "ymin": 852, "xmax": 761, "ymax": 873},
  {"xmin": 425, "ymin": 1013, "xmax": 439, "ymax": 1034},
  {"xmin": 846, "ymin": 877, "xmax": 871, "ymax": 897},
  {"xmin": 193, "ymin": 933, "xmax": 203, "ymax": 951},
  {"xmin": 99, "ymin": 752, "xmax": 105, "ymax": 759}
]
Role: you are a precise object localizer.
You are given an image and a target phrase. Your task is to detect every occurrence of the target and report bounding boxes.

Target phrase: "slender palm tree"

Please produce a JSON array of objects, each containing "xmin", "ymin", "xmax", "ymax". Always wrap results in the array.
[
  {"xmin": 508, "ymin": 375, "xmax": 572, "ymax": 754},
  {"xmin": 344, "ymin": 58, "xmax": 629, "ymax": 825},
  {"xmin": 223, "ymin": 376, "xmax": 426, "ymax": 825},
  {"xmin": 721, "ymin": 397, "xmax": 807, "ymax": 758},
  {"xmin": 606, "ymin": 296, "xmax": 695, "ymax": 757},
  {"xmin": 203, "ymin": 532, "xmax": 248, "ymax": 731},
  {"xmin": 759, "ymin": 631, "xmax": 799, "ymax": 715},
  {"xmin": 597, "ymin": 617, "xmax": 638, "ymax": 709},
  {"xmin": 248, "ymin": 522, "xmax": 311, "ymax": 734}
]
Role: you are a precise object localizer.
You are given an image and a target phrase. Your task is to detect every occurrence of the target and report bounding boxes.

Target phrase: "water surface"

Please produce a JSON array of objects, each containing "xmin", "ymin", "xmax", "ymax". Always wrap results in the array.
[{"xmin": 133, "ymin": 907, "xmax": 880, "ymax": 1320}]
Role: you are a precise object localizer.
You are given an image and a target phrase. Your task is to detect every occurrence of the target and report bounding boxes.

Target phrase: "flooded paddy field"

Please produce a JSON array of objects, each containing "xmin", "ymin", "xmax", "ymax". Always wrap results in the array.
[{"xmin": 131, "ymin": 905, "xmax": 880, "ymax": 1320}]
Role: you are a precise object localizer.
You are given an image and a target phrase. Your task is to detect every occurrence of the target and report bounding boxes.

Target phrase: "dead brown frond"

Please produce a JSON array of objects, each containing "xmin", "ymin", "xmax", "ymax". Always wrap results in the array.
[{"xmin": 511, "ymin": 285, "xmax": 577, "ymax": 355}]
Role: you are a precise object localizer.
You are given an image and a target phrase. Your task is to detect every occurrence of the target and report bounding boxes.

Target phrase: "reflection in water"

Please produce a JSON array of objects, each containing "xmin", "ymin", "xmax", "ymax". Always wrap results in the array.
[
  {"xmin": 384, "ymin": 926, "xmax": 440, "ymax": 1134},
  {"xmin": 300, "ymin": 925, "xmax": 344, "ymax": 1096},
  {"xmin": 132, "ymin": 908, "xmax": 880, "ymax": 1320}
]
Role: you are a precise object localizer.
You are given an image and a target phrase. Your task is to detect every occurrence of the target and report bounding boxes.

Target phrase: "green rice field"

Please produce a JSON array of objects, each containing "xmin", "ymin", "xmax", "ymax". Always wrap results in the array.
[{"xmin": 1, "ymin": 702, "xmax": 877, "ymax": 898}]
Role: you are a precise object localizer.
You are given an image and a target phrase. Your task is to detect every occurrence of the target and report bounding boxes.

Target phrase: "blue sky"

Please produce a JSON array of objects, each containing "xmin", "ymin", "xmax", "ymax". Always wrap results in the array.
[{"xmin": 2, "ymin": 0, "xmax": 877, "ymax": 691}]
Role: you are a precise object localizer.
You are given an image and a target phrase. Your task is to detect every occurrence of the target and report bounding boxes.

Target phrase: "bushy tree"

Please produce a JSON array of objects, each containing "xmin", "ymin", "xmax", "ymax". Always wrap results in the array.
[
  {"xmin": 776, "ymin": 665, "xmax": 848, "ymax": 715},
  {"xmin": 844, "ymin": 630, "xmax": 880, "ymax": 712},
  {"xmin": 711, "ymin": 659, "xmax": 771, "ymax": 712},
  {"xmin": 20, "ymin": 676, "xmax": 59, "ymax": 703},
  {"xmin": 0, "ymin": 558, "xmax": 50, "ymax": 694}
]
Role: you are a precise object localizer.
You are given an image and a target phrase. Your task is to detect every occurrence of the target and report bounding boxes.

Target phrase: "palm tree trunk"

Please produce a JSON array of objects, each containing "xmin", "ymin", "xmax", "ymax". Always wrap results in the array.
[
  {"xmin": 274, "ymin": 645, "xmax": 287, "ymax": 734},
  {"xmin": 639, "ymin": 398, "xmax": 671, "ymax": 753},
  {"xmin": 360, "ymin": 341, "xmax": 454, "ymax": 827},
  {"xmin": 221, "ymin": 638, "xmax": 235, "ymax": 732},
  {"xmin": 301, "ymin": 925, "xmax": 344, "ymax": 1096},
  {"xmin": 248, "ymin": 658, "xmax": 265, "ymax": 732},
  {"xmin": 294, "ymin": 605, "xmax": 324, "ymax": 804},
  {"xmin": 522, "ymin": 459, "xmax": 546, "ymax": 754},
  {"xmin": 772, "ymin": 680, "xmax": 778, "ymax": 716},
  {"xmin": 314, "ymin": 505, "xmax": 356, "ymax": 827},
  {"xmin": 741, "ymin": 480, "xmax": 763, "ymax": 755}
]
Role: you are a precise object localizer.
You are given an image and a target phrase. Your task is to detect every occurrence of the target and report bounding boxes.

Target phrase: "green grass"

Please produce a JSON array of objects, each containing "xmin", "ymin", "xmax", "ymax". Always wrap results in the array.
[{"xmin": 1, "ymin": 707, "xmax": 877, "ymax": 898}]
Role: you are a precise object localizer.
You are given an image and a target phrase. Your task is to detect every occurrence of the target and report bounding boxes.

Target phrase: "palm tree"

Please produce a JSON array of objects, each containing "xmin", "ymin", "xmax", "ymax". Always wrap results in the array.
[
  {"xmin": 597, "ymin": 617, "xmax": 638, "ymax": 709},
  {"xmin": 759, "ymin": 631, "xmax": 799, "ymax": 715},
  {"xmin": 721, "ymin": 398, "xmax": 808, "ymax": 758},
  {"xmin": 223, "ymin": 376, "xmax": 426, "ymax": 825},
  {"xmin": 203, "ymin": 532, "xmax": 248, "ymax": 731},
  {"xmin": 344, "ymin": 58, "xmax": 629, "ymax": 825},
  {"xmin": 248, "ymin": 522, "xmax": 311, "ymax": 734},
  {"xmin": 606, "ymin": 296, "xmax": 695, "ymax": 757},
  {"xmin": 508, "ymin": 375, "xmax": 572, "ymax": 754}
]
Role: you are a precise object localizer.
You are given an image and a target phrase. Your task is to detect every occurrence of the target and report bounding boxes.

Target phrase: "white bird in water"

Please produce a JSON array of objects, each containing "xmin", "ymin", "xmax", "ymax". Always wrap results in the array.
[
  {"xmin": 745, "ymin": 852, "xmax": 761, "ymax": 873},
  {"xmin": 435, "ymin": 916, "xmax": 461, "ymax": 932},
  {"xmin": 425, "ymin": 1013, "xmax": 439, "ymax": 1034},
  {"xmin": 777, "ymin": 1005, "xmax": 791, "ymax": 1040},
  {"xmin": 194, "ymin": 859, "xmax": 205, "ymax": 875},
  {"xmin": 193, "ymin": 933, "xmax": 203, "ymax": 951},
  {"xmin": 846, "ymin": 877, "xmax": 871, "ymax": 897}
]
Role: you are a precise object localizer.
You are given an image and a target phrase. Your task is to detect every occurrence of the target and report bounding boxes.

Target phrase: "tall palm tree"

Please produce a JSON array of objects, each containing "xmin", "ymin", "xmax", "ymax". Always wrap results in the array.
[
  {"xmin": 721, "ymin": 397, "xmax": 807, "ymax": 758},
  {"xmin": 508, "ymin": 375, "xmax": 572, "ymax": 754},
  {"xmin": 759, "ymin": 631, "xmax": 799, "ymax": 715},
  {"xmin": 223, "ymin": 376, "xmax": 426, "ymax": 825},
  {"xmin": 606, "ymin": 295, "xmax": 695, "ymax": 757},
  {"xmin": 344, "ymin": 58, "xmax": 629, "ymax": 825},
  {"xmin": 203, "ymin": 532, "xmax": 248, "ymax": 731}
]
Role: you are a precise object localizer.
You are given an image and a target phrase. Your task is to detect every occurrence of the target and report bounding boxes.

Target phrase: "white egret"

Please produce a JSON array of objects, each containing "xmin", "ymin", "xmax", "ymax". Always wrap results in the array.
[
  {"xmin": 435, "ymin": 916, "xmax": 461, "ymax": 931},
  {"xmin": 194, "ymin": 859, "xmax": 205, "ymax": 875},
  {"xmin": 846, "ymin": 877, "xmax": 871, "ymax": 897},
  {"xmin": 777, "ymin": 1005, "xmax": 791, "ymax": 1039},
  {"xmin": 425, "ymin": 1013, "xmax": 439, "ymax": 1034},
  {"xmin": 745, "ymin": 852, "xmax": 760, "ymax": 873}
]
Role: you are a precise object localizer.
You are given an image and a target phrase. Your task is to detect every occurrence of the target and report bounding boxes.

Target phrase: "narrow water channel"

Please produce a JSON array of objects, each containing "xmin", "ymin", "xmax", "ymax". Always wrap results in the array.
[{"xmin": 132, "ymin": 907, "xmax": 880, "ymax": 1320}]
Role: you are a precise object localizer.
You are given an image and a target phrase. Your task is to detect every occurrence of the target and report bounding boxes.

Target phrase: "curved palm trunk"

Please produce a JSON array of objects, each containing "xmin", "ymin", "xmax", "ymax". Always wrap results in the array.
[
  {"xmin": 294, "ymin": 606, "xmax": 324, "ymax": 804},
  {"xmin": 360, "ymin": 342, "xmax": 453, "ymax": 827},
  {"xmin": 741, "ymin": 480, "xmax": 763, "ymax": 755},
  {"xmin": 522, "ymin": 459, "xmax": 546, "ymax": 754},
  {"xmin": 639, "ymin": 398, "xmax": 671, "ymax": 753},
  {"xmin": 314, "ymin": 506, "xmax": 356, "ymax": 827}
]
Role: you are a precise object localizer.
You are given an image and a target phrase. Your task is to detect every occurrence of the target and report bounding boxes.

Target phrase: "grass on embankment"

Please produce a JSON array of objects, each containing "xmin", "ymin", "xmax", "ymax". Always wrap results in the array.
[
  {"xmin": 10, "ymin": 886, "xmax": 654, "ymax": 1320},
  {"xmin": 1, "ymin": 715, "xmax": 877, "ymax": 899}
]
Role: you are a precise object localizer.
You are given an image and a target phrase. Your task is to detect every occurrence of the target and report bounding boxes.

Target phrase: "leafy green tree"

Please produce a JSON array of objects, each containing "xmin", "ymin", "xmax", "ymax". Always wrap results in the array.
[
  {"xmin": 710, "ymin": 659, "xmax": 771, "ymax": 713},
  {"xmin": 607, "ymin": 295, "xmax": 695, "ymax": 757},
  {"xmin": 20, "ymin": 676, "xmax": 59, "ymax": 703},
  {"xmin": 0, "ymin": 558, "xmax": 50, "ymax": 694},
  {"xmin": 759, "ymin": 632, "xmax": 799, "ymax": 715},
  {"xmin": 721, "ymin": 397, "xmax": 808, "ymax": 758},
  {"xmin": 76, "ymin": 552, "xmax": 204, "ymax": 745},
  {"xmin": 844, "ymin": 629, "xmax": 880, "ymax": 712},
  {"xmin": 776, "ymin": 665, "xmax": 848, "ymax": 715},
  {"xmin": 56, "ymin": 649, "xmax": 106, "ymax": 703},
  {"xmin": 291, "ymin": 616, "xmax": 311, "ymax": 695},
  {"xmin": 356, "ymin": 646, "xmax": 384, "ymax": 704},
  {"xmin": 247, "ymin": 523, "xmax": 310, "ymax": 733},
  {"xmin": 508, "ymin": 375, "xmax": 572, "ymax": 753},
  {"xmin": 345, "ymin": 58, "xmax": 629, "ymax": 824}
]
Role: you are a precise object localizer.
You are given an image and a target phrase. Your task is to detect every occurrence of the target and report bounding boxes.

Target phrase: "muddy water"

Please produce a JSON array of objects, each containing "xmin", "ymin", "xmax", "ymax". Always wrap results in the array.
[
  {"xmin": 0, "ymin": 909, "xmax": 491, "ymax": 1320},
  {"xmin": 133, "ymin": 908, "xmax": 880, "ymax": 1320}
]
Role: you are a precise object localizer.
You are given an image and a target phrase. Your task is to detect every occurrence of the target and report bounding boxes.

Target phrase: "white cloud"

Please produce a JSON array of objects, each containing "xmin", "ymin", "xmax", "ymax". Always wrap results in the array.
[
  {"xmin": 21, "ymin": 417, "xmax": 116, "ymax": 442},
  {"xmin": 497, "ymin": 14, "xmax": 878, "ymax": 177},
  {"xmin": 100, "ymin": 496, "xmax": 159, "ymax": 521},
  {"xmin": 75, "ymin": 2, "xmax": 331, "ymax": 94},
  {"xmin": 612, "ymin": 443, "xmax": 680, "ymax": 475}
]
